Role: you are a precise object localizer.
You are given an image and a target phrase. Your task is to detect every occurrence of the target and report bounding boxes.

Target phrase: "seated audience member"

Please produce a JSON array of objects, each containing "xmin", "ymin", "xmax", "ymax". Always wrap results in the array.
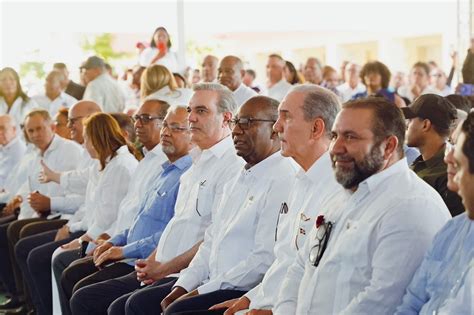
[
  {"xmin": 51, "ymin": 112, "xmax": 139, "ymax": 314},
  {"xmin": 321, "ymin": 66, "xmax": 343, "ymax": 99},
  {"xmin": 0, "ymin": 115, "xmax": 26, "ymax": 189},
  {"xmin": 173, "ymin": 72, "xmax": 188, "ymax": 88},
  {"xmin": 264, "ymin": 54, "xmax": 292, "ymax": 102},
  {"xmin": 54, "ymin": 108, "xmax": 71, "ymax": 140},
  {"xmin": 81, "ymin": 56, "xmax": 125, "ymax": 113},
  {"xmin": 395, "ymin": 112, "xmax": 474, "ymax": 315},
  {"xmin": 336, "ymin": 62, "xmax": 366, "ymax": 102},
  {"xmin": 140, "ymin": 64, "xmax": 178, "ymax": 100},
  {"xmin": 430, "ymin": 67, "xmax": 452, "ymax": 96},
  {"xmin": 61, "ymin": 83, "xmax": 244, "ymax": 315},
  {"xmin": 192, "ymin": 69, "xmax": 201, "ymax": 84},
  {"xmin": 212, "ymin": 85, "xmax": 345, "ymax": 315},
  {"xmin": 218, "ymin": 55, "xmax": 257, "ymax": 106},
  {"xmin": 398, "ymin": 62, "xmax": 440, "ymax": 102},
  {"xmin": 32, "ymin": 70, "xmax": 77, "ymax": 117},
  {"xmin": 138, "ymin": 27, "xmax": 178, "ymax": 73},
  {"xmin": 462, "ymin": 38, "xmax": 474, "ymax": 84},
  {"xmin": 303, "ymin": 57, "xmax": 323, "ymax": 85},
  {"xmin": 284, "ymin": 61, "xmax": 303, "ymax": 85},
  {"xmin": 110, "ymin": 113, "xmax": 138, "ymax": 147},
  {"xmin": 0, "ymin": 67, "xmax": 38, "ymax": 124},
  {"xmin": 158, "ymin": 96, "xmax": 296, "ymax": 314},
  {"xmin": 273, "ymin": 98, "xmax": 451, "ymax": 314},
  {"xmin": 389, "ymin": 71, "xmax": 407, "ymax": 94},
  {"xmin": 353, "ymin": 61, "xmax": 406, "ymax": 108},
  {"xmin": 404, "ymin": 94, "xmax": 465, "ymax": 216},
  {"xmin": 53, "ymin": 63, "xmax": 85, "ymax": 101},
  {"xmin": 201, "ymin": 55, "xmax": 219, "ymax": 83},
  {"xmin": 243, "ymin": 69, "xmax": 260, "ymax": 93},
  {"xmin": 0, "ymin": 109, "xmax": 82, "ymax": 311},
  {"xmin": 66, "ymin": 106, "xmax": 193, "ymax": 313},
  {"xmin": 446, "ymin": 94, "xmax": 472, "ymax": 114}
]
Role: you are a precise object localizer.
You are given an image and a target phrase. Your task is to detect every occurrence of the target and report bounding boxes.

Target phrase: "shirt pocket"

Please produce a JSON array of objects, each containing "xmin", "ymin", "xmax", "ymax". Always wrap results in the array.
[
  {"xmin": 332, "ymin": 220, "xmax": 371, "ymax": 267},
  {"xmin": 195, "ymin": 184, "xmax": 214, "ymax": 219},
  {"xmin": 144, "ymin": 189, "xmax": 175, "ymax": 222}
]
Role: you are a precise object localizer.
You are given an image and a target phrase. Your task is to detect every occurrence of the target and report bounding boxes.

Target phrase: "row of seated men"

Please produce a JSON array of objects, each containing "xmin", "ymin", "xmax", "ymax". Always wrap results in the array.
[{"xmin": 0, "ymin": 82, "xmax": 471, "ymax": 315}]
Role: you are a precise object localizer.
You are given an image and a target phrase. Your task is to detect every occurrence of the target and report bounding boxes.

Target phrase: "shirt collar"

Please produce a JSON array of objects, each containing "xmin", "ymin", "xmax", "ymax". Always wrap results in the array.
[
  {"xmin": 35, "ymin": 135, "xmax": 60, "ymax": 156},
  {"xmin": 361, "ymin": 157, "xmax": 409, "ymax": 192},
  {"xmin": 190, "ymin": 135, "xmax": 233, "ymax": 163},
  {"xmin": 0, "ymin": 136, "xmax": 21, "ymax": 150},
  {"xmin": 304, "ymin": 152, "xmax": 332, "ymax": 185},
  {"xmin": 244, "ymin": 151, "xmax": 283, "ymax": 179},
  {"xmin": 163, "ymin": 154, "xmax": 192, "ymax": 171},
  {"xmin": 105, "ymin": 145, "xmax": 129, "ymax": 163},
  {"xmin": 233, "ymin": 83, "xmax": 245, "ymax": 95}
]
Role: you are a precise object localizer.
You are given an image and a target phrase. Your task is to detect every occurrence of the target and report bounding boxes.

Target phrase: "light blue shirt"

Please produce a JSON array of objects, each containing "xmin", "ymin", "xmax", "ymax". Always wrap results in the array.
[
  {"xmin": 396, "ymin": 212, "xmax": 474, "ymax": 315},
  {"xmin": 109, "ymin": 154, "xmax": 192, "ymax": 261}
]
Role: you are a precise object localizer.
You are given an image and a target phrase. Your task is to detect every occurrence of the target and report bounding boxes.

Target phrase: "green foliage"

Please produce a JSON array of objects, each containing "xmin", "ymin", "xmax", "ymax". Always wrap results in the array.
[
  {"xmin": 186, "ymin": 39, "xmax": 217, "ymax": 64},
  {"xmin": 19, "ymin": 61, "xmax": 46, "ymax": 80},
  {"xmin": 80, "ymin": 33, "xmax": 131, "ymax": 61}
]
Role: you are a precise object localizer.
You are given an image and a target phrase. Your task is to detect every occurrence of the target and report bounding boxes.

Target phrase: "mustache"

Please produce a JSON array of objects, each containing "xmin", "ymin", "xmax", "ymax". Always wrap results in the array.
[{"xmin": 331, "ymin": 154, "xmax": 354, "ymax": 163}]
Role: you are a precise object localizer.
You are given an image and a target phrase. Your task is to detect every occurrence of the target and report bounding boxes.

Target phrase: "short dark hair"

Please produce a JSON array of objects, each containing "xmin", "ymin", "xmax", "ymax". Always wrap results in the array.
[
  {"xmin": 446, "ymin": 94, "xmax": 472, "ymax": 114},
  {"xmin": 412, "ymin": 62, "xmax": 431, "ymax": 76},
  {"xmin": 245, "ymin": 69, "xmax": 256, "ymax": 79},
  {"xmin": 359, "ymin": 61, "xmax": 391, "ymax": 89},
  {"xmin": 53, "ymin": 63, "xmax": 67, "ymax": 70},
  {"xmin": 343, "ymin": 97, "xmax": 406, "ymax": 156},
  {"xmin": 461, "ymin": 112, "xmax": 474, "ymax": 173}
]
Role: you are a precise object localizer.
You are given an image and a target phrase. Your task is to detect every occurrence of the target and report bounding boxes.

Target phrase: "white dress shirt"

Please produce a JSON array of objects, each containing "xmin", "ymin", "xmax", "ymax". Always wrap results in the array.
[
  {"xmin": 83, "ymin": 73, "xmax": 125, "ymax": 113},
  {"xmin": 0, "ymin": 136, "xmax": 26, "ymax": 188},
  {"xmin": 246, "ymin": 152, "xmax": 348, "ymax": 310},
  {"xmin": 274, "ymin": 158, "xmax": 451, "ymax": 315},
  {"xmin": 397, "ymin": 85, "xmax": 441, "ymax": 102},
  {"xmin": 112, "ymin": 143, "xmax": 168, "ymax": 235},
  {"xmin": 264, "ymin": 79, "xmax": 292, "ymax": 102},
  {"xmin": 155, "ymin": 136, "xmax": 244, "ymax": 265},
  {"xmin": 0, "ymin": 149, "xmax": 34, "ymax": 204},
  {"xmin": 17, "ymin": 136, "xmax": 83, "ymax": 219},
  {"xmin": 138, "ymin": 48, "xmax": 179, "ymax": 72},
  {"xmin": 336, "ymin": 82, "xmax": 367, "ymax": 102},
  {"xmin": 174, "ymin": 152, "xmax": 296, "ymax": 294},
  {"xmin": 0, "ymin": 97, "xmax": 38, "ymax": 126},
  {"xmin": 74, "ymin": 146, "xmax": 137, "ymax": 239},
  {"xmin": 232, "ymin": 83, "xmax": 257, "ymax": 107},
  {"xmin": 32, "ymin": 92, "xmax": 77, "ymax": 117}
]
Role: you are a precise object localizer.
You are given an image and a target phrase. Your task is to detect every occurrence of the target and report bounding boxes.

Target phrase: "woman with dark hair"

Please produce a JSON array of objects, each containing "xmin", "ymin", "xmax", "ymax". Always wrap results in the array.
[
  {"xmin": 284, "ymin": 61, "xmax": 303, "ymax": 85},
  {"xmin": 352, "ymin": 61, "xmax": 405, "ymax": 108},
  {"xmin": 0, "ymin": 67, "xmax": 38, "ymax": 124},
  {"xmin": 139, "ymin": 27, "xmax": 178, "ymax": 72}
]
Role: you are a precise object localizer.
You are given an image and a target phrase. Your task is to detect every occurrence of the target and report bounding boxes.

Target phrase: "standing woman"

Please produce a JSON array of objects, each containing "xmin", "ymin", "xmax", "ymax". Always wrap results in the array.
[
  {"xmin": 139, "ymin": 27, "xmax": 178, "ymax": 73},
  {"xmin": 0, "ymin": 67, "xmax": 38, "ymax": 124}
]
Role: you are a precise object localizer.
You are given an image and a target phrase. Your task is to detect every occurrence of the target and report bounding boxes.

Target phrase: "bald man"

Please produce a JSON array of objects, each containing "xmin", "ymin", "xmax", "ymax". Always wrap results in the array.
[
  {"xmin": 0, "ymin": 115, "xmax": 26, "ymax": 190},
  {"xmin": 218, "ymin": 55, "xmax": 257, "ymax": 106},
  {"xmin": 201, "ymin": 55, "xmax": 219, "ymax": 83},
  {"xmin": 32, "ymin": 70, "xmax": 78, "ymax": 117}
]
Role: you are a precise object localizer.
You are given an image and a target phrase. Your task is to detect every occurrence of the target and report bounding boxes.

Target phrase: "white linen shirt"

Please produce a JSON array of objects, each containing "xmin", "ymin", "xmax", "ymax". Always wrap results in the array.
[
  {"xmin": 264, "ymin": 79, "xmax": 292, "ymax": 102},
  {"xmin": 83, "ymin": 73, "xmax": 125, "ymax": 113},
  {"xmin": 112, "ymin": 143, "xmax": 168, "ymax": 235},
  {"xmin": 0, "ymin": 136, "xmax": 26, "ymax": 188},
  {"xmin": 0, "ymin": 149, "xmax": 34, "ymax": 203},
  {"xmin": 0, "ymin": 97, "xmax": 38, "ymax": 126},
  {"xmin": 174, "ymin": 152, "xmax": 296, "ymax": 294},
  {"xmin": 246, "ymin": 152, "xmax": 348, "ymax": 310},
  {"xmin": 138, "ymin": 48, "xmax": 179, "ymax": 72},
  {"xmin": 32, "ymin": 92, "xmax": 77, "ymax": 117},
  {"xmin": 397, "ymin": 85, "xmax": 441, "ymax": 102},
  {"xmin": 336, "ymin": 82, "xmax": 367, "ymax": 102},
  {"xmin": 17, "ymin": 136, "xmax": 83, "ymax": 219},
  {"xmin": 155, "ymin": 136, "xmax": 244, "ymax": 265},
  {"xmin": 232, "ymin": 84, "xmax": 257, "ymax": 107},
  {"xmin": 75, "ymin": 146, "xmax": 138, "ymax": 239},
  {"xmin": 274, "ymin": 158, "xmax": 451, "ymax": 315}
]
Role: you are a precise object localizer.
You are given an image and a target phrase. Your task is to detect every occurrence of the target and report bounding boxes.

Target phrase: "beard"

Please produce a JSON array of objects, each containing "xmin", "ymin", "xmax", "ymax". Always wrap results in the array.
[
  {"xmin": 161, "ymin": 144, "xmax": 176, "ymax": 155},
  {"xmin": 332, "ymin": 144, "xmax": 385, "ymax": 189}
]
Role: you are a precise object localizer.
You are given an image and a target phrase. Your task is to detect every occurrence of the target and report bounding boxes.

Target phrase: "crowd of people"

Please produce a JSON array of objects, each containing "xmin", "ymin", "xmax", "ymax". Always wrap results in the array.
[{"xmin": 0, "ymin": 25, "xmax": 473, "ymax": 315}]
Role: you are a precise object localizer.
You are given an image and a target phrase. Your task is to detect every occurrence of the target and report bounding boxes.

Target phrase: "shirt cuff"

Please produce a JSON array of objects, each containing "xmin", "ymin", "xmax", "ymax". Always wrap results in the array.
[
  {"xmin": 173, "ymin": 272, "xmax": 201, "ymax": 293},
  {"xmin": 196, "ymin": 280, "xmax": 220, "ymax": 295},
  {"xmin": 109, "ymin": 234, "xmax": 127, "ymax": 247},
  {"xmin": 244, "ymin": 285, "xmax": 259, "ymax": 303},
  {"xmin": 121, "ymin": 242, "xmax": 140, "ymax": 258}
]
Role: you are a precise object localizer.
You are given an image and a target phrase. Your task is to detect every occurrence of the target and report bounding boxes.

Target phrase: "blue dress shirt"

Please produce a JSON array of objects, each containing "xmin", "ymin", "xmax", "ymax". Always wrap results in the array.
[
  {"xmin": 109, "ymin": 154, "xmax": 192, "ymax": 260},
  {"xmin": 396, "ymin": 212, "xmax": 474, "ymax": 315}
]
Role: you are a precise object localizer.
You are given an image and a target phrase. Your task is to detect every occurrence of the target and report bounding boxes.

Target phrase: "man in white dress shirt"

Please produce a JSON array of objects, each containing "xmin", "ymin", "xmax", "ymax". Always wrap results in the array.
[
  {"xmin": 218, "ymin": 56, "xmax": 257, "ymax": 107},
  {"xmin": 0, "ymin": 115, "xmax": 26, "ymax": 191},
  {"xmin": 32, "ymin": 70, "xmax": 77, "ymax": 117},
  {"xmin": 303, "ymin": 57, "xmax": 323, "ymax": 85},
  {"xmin": 336, "ymin": 63, "xmax": 366, "ymax": 102},
  {"xmin": 202, "ymin": 55, "xmax": 219, "ymax": 83},
  {"xmin": 49, "ymin": 83, "xmax": 244, "ymax": 315},
  {"xmin": 273, "ymin": 97, "xmax": 451, "ymax": 315},
  {"xmin": 214, "ymin": 85, "xmax": 345, "ymax": 315},
  {"xmin": 81, "ymin": 56, "xmax": 125, "ymax": 113},
  {"xmin": 264, "ymin": 54, "xmax": 292, "ymax": 102}
]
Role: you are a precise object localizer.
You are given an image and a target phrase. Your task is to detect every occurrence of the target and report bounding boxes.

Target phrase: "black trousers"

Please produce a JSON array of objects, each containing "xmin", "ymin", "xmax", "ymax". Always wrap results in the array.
[
  {"xmin": 61, "ymin": 257, "xmax": 134, "ymax": 315},
  {"xmin": 0, "ymin": 215, "xmax": 18, "ymax": 296},
  {"xmin": 70, "ymin": 272, "xmax": 176, "ymax": 315},
  {"xmin": 163, "ymin": 289, "xmax": 247, "ymax": 315},
  {"xmin": 16, "ymin": 227, "xmax": 82, "ymax": 315}
]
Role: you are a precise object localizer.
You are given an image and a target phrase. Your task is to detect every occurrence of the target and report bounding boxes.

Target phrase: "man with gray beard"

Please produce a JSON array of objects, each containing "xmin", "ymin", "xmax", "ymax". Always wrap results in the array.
[{"xmin": 274, "ymin": 97, "xmax": 451, "ymax": 315}]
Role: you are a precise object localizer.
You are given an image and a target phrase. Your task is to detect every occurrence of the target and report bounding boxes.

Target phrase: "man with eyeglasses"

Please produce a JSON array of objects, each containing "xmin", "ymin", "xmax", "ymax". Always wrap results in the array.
[
  {"xmin": 395, "ymin": 112, "xmax": 474, "ymax": 315},
  {"xmin": 59, "ymin": 83, "xmax": 244, "ymax": 315},
  {"xmin": 274, "ymin": 98, "xmax": 451, "ymax": 315},
  {"xmin": 213, "ymin": 84, "xmax": 347, "ymax": 315}
]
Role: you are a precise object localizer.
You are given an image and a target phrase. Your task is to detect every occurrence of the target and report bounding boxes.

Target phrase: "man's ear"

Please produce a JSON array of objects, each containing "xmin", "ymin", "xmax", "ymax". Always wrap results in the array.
[
  {"xmin": 223, "ymin": 112, "xmax": 232, "ymax": 126},
  {"xmin": 311, "ymin": 118, "xmax": 326, "ymax": 140},
  {"xmin": 240, "ymin": 69, "xmax": 246, "ymax": 79},
  {"xmin": 50, "ymin": 123, "xmax": 56, "ymax": 133},
  {"xmin": 383, "ymin": 135, "xmax": 399, "ymax": 160},
  {"xmin": 421, "ymin": 119, "xmax": 432, "ymax": 132}
]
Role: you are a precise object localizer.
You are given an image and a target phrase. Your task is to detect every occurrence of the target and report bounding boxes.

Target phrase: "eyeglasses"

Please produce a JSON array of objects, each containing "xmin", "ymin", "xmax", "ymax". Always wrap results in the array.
[
  {"xmin": 162, "ymin": 122, "xmax": 189, "ymax": 133},
  {"xmin": 67, "ymin": 116, "xmax": 84, "ymax": 125},
  {"xmin": 274, "ymin": 202, "xmax": 289, "ymax": 241},
  {"xmin": 133, "ymin": 114, "xmax": 163, "ymax": 125},
  {"xmin": 230, "ymin": 117, "xmax": 276, "ymax": 130},
  {"xmin": 309, "ymin": 221, "xmax": 333, "ymax": 267},
  {"xmin": 295, "ymin": 213, "xmax": 311, "ymax": 250},
  {"xmin": 195, "ymin": 180, "xmax": 206, "ymax": 217}
]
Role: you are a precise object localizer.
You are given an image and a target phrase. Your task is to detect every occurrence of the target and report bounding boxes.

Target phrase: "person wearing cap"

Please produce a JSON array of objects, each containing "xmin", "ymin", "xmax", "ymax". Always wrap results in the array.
[
  {"xmin": 403, "ymin": 94, "xmax": 465, "ymax": 217},
  {"xmin": 81, "ymin": 56, "xmax": 125, "ymax": 113}
]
